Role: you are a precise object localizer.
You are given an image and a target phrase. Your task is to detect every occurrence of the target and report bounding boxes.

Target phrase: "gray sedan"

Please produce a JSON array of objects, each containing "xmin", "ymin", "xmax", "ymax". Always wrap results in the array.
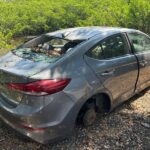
[{"xmin": 0, "ymin": 27, "xmax": 150, "ymax": 144}]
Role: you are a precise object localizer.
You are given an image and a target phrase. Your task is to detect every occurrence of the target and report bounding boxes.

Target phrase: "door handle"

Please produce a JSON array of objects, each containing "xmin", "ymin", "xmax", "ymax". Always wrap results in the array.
[
  {"xmin": 139, "ymin": 60, "xmax": 147, "ymax": 67},
  {"xmin": 100, "ymin": 69, "xmax": 115, "ymax": 76}
]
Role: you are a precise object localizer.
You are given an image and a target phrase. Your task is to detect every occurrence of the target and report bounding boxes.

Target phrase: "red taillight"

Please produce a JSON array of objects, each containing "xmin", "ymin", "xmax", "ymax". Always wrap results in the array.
[{"xmin": 7, "ymin": 79, "xmax": 71, "ymax": 96}]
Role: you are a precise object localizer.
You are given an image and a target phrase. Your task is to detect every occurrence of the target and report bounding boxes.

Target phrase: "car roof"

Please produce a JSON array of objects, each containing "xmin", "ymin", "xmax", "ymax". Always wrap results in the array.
[{"xmin": 46, "ymin": 26, "xmax": 138, "ymax": 41}]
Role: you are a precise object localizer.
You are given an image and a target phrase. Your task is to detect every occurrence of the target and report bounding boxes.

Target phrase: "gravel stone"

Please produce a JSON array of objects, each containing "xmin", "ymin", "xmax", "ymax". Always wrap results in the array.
[{"xmin": 0, "ymin": 87, "xmax": 150, "ymax": 150}]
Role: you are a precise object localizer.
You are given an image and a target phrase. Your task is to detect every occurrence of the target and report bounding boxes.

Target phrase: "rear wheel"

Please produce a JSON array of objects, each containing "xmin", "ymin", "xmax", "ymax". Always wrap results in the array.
[
  {"xmin": 77, "ymin": 94, "xmax": 110, "ymax": 127},
  {"xmin": 82, "ymin": 108, "xmax": 97, "ymax": 127}
]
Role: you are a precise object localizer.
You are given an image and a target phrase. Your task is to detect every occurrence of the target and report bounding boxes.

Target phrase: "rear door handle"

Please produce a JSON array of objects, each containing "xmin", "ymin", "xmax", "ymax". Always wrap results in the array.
[
  {"xmin": 139, "ymin": 60, "xmax": 147, "ymax": 67},
  {"xmin": 100, "ymin": 69, "xmax": 115, "ymax": 76}
]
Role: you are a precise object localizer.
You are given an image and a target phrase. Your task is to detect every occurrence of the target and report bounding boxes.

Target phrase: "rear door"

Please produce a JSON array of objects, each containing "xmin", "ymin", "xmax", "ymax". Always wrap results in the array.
[
  {"xmin": 84, "ymin": 33, "xmax": 138, "ymax": 103},
  {"xmin": 127, "ymin": 32, "xmax": 150, "ymax": 91}
]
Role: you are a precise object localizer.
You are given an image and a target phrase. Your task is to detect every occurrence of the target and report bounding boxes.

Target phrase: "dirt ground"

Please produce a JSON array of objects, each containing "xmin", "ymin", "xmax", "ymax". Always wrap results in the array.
[{"xmin": 0, "ymin": 88, "xmax": 150, "ymax": 150}]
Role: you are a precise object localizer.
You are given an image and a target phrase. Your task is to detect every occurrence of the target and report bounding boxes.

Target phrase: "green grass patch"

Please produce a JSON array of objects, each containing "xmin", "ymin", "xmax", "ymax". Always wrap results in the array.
[{"xmin": 0, "ymin": 37, "xmax": 25, "ymax": 56}]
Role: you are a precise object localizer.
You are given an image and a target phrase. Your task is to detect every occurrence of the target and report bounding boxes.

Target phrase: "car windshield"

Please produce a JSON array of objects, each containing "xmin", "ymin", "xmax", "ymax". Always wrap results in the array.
[{"xmin": 12, "ymin": 35, "xmax": 82, "ymax": 63}]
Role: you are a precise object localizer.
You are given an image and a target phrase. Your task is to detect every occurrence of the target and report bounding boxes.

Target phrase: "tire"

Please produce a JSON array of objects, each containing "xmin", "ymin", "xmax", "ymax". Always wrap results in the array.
[{"xmin": 82, "ymin": 108, "xmax": 97, "ymax": 127}]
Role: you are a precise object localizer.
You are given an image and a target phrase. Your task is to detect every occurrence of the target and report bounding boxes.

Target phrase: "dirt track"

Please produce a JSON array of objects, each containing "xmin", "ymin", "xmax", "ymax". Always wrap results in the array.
[{"xmin": 0, "ymin": 88, "xmax": 150, "ymax": 150}]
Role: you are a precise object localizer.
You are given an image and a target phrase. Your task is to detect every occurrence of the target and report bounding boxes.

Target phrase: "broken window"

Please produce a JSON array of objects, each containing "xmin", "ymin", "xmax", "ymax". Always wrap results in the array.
[{"xmin": 12, "ymin": 35, "xmax": 83, "ymax": 63}]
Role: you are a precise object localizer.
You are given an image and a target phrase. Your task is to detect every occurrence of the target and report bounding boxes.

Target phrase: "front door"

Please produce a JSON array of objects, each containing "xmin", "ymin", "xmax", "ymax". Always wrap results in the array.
[{"xmin": 127, "ymin": 32, "xmax": 150, "ymax": 91}]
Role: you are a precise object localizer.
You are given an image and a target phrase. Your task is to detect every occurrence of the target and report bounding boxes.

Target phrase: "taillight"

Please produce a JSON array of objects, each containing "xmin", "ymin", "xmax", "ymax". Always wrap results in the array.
[{"xmin": 7, "ymin": 79, "xmax": 71, "ymax": 96}]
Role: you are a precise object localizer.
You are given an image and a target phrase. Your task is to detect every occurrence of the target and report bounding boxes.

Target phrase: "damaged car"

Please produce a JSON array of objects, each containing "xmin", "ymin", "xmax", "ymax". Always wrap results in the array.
[{"xmin": 0, "ymin": 27, "xmax": 150, "ymax": 143}]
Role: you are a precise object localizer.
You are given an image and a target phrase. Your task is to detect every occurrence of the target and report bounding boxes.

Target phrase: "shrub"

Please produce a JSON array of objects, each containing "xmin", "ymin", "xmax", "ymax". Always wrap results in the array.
[
  {"xmin": 0, "ymin": 0, "xmax": 149, "ymax": 50},
  {"xmin": 128, "ymin": 0, "xmax": 150, "ymax": 33}
]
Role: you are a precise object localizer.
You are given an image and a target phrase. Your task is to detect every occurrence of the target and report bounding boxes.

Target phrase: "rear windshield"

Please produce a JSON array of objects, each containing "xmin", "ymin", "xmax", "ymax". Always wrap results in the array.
[{"xmin": 12, "ymin": 35, "xmax": 82, "ymax": 63}]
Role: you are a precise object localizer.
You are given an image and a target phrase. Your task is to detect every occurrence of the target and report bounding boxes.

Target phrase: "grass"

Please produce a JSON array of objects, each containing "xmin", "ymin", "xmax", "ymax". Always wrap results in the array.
[
  {"xmin": 0, "ymin": 48, "xmax": 9, "ymax": 56},
  {"xmin": 0, "ymin": 37, "xmax": 25, "ymax": 56}
]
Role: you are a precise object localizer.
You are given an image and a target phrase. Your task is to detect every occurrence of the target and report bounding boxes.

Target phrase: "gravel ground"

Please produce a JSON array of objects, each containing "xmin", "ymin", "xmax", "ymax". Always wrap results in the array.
[{"xmin": 0, "ymin": 88, "xmax": 150, "ymax": 150}]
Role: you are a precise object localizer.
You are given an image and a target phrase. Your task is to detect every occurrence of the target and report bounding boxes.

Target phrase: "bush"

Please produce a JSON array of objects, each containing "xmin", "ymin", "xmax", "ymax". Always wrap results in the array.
[
  {"xmin": 0, "ymin": 0, "xmax": 149, "ymax": 49},
  {"xmin": 128, "ymin": 0, "xmax": 150, "ymax": 33},
  {"xmin": 0, "ymin": 32, "xmax": 11, "ymax": 48},
  {"xmin": 0, "ymin": 32, "xmax": 12, "ymax": 55}
]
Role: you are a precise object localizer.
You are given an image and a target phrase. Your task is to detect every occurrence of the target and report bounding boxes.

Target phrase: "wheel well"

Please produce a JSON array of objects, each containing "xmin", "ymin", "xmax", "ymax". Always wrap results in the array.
[
  {"xmin": 76, "ymin": 93, "xmax": 111, "ymax": 124},
  {"xmin": 95, "ymin": 93, "xmax": 111, "ymax": 112}
]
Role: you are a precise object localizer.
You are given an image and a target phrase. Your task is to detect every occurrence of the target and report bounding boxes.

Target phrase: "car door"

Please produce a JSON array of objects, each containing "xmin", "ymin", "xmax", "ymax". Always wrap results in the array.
[
  {"xmin": 84, "ymin": 33, "xmax": 138, "ymax": 104},
  {"xmin": 127, "ymin": 32, "xmax": 150, "ymax": 92}
]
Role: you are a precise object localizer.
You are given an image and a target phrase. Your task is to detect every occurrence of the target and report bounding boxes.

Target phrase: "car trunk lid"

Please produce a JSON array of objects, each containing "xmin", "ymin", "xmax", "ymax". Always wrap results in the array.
[
  {"xmin": 0, "ymin": 52, "xmax": 51, "ymax": 77},
  {"xmin": 0, "ymin": 52, "xmax": 50, "ymax": 106}
]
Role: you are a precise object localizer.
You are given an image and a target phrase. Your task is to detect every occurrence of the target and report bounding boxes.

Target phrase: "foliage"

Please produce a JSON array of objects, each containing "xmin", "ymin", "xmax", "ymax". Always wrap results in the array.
[
  {"xmin": 0, "ymin": 0, "xmax": 149, "ymax": 50},
  {"xmin": 0, "ymin": 32, "xmax": 12, "ymax": 53},
  {"xmin": 128, "ymin": 0, "xmax": 150, "ymax": 32}
]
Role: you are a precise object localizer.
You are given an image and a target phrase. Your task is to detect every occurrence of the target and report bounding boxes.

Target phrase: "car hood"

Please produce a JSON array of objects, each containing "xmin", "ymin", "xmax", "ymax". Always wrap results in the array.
[{"xmin": 0, "ymin": 52, "xmax": 50, "ymax": 77}]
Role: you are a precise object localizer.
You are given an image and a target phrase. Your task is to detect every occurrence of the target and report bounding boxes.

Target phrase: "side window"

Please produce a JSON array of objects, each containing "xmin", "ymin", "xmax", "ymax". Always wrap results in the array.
[
  {"xmin": 86, "ymin": 34, "xmax": 129, "ymax": 59},
  {"xmin": 86, "ymin": 45, "xmax": 103, "ymax": 59},
  {"xmin": 101, "ymin": 34, "xmax": 129, "ymax": 59},
  {"xmin": 128, "ymin": 33, "xmax": 150, "ymax": 53}
]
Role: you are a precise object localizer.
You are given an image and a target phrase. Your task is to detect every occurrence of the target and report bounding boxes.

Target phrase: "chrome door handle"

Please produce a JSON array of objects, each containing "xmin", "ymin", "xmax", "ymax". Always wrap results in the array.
[
  {"xmin": 100, "ymin": 69, "xmax": 115, "ymax": 76},
  {"xmin": 139, "ymin": 60, "xmax": 147, "ymax": 67}
]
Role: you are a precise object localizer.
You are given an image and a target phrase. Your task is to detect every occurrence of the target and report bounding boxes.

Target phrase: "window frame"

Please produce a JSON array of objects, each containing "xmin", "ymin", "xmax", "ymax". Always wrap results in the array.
[
  {"xmin": 85, "ymin": 33, "xmax": 131, "ymax": 60},
  {"xmin": 127, "ymin": 32, "xmax": 150, "ymax": 54}
]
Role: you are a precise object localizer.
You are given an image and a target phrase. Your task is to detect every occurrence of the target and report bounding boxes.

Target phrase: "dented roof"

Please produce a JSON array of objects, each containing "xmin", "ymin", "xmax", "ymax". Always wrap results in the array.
[{"xmin": 46, "ymin": 26, "xmax": 137, "ymax": 40}]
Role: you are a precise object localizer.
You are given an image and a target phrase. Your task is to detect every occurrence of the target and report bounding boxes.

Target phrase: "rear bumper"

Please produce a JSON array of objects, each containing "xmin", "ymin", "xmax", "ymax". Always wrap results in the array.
[
  {"xmin": 0, "ymin": 92, "xmax": 75, "ymax": 144},
  {"xmin": 0, "ymin": 113, "xmax": 72, "ymax": 144}
]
